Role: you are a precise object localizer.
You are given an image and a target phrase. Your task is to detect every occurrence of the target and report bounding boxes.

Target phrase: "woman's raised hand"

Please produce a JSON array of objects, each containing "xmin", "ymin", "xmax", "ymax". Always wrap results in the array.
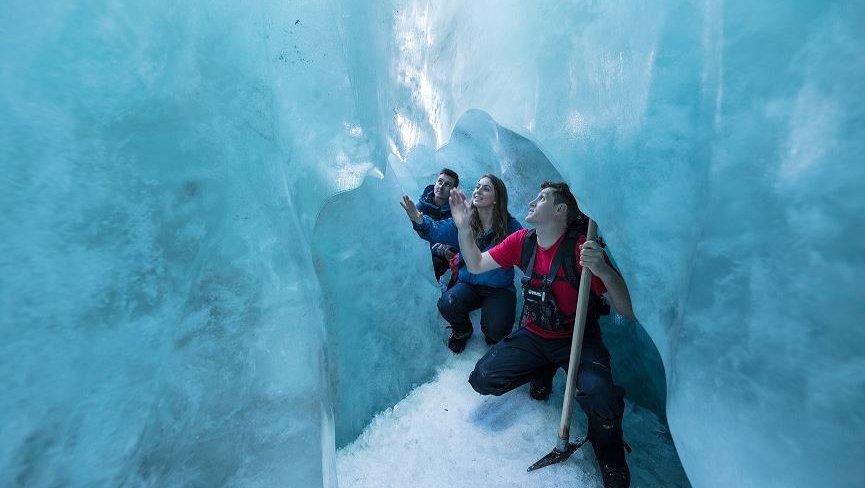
[{"xmin": 449, "ymin": 189, "xmax": 472, "ymax": 229}]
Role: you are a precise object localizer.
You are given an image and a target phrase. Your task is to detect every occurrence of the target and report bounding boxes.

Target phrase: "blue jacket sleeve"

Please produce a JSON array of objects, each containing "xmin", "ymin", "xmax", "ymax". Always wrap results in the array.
[{"xmin": 412, "ymin": 216, "xmax": 460, "ymax": 249}]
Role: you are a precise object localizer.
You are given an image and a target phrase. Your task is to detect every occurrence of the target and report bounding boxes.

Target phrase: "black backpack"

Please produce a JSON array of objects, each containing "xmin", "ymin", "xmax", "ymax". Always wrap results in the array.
[{"xmin": 517, "ymin": 227, "xmax": 611, "ymax": 328}]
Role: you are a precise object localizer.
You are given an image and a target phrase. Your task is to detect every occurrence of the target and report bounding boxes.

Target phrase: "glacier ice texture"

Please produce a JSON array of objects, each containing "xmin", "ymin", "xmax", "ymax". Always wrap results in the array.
[{"xmin": 2, "ymin": 1, "xmax": 864, "ymax": 487}]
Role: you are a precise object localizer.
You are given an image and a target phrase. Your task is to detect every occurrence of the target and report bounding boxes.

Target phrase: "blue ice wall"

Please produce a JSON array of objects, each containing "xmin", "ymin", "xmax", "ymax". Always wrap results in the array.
[
  {"xmin": 1, "ymin": 2, "xmax": 345, "ymax": 486},
  {"xmin": 2, "ymin": 1, "xmax": 863, "ymax": 488}
]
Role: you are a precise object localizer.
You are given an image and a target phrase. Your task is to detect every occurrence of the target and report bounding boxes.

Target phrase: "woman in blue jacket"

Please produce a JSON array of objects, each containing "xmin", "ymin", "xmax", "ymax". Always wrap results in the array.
[{"xmin": 401, "ymin": 174, "xmax": 522, "ymax": 353}]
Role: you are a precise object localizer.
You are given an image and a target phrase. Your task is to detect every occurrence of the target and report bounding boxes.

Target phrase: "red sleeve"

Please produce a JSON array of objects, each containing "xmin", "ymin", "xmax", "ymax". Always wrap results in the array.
[
  {"xmin": 575, "ymin": 235, "xmax": 608, "ymax": 296},
  {"xmin": 488, "ymin": 229, "xmax": 530, "ymax": 270}
]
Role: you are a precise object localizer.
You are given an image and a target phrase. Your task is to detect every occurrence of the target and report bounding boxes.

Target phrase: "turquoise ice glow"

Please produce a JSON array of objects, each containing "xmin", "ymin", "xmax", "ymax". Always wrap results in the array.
[{"xmin": 2, "ymin": 1, "xmax": 863, "ymax": 487}]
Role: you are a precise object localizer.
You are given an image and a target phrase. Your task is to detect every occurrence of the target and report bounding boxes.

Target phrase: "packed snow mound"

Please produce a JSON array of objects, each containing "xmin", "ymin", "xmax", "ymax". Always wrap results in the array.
[{"xmin": 337, "ymin": 340, "xmax": 689, "ymax": 488}]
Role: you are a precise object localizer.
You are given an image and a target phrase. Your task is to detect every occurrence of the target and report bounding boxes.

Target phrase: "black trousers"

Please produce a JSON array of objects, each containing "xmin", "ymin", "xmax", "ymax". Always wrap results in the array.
[
  {"xmin": 437, "ymin": 283, "xmax": 516, "ymax": 343},
  {"xmin": 469, "ymin": 327, "xmax": 625, "ymax": 447}
]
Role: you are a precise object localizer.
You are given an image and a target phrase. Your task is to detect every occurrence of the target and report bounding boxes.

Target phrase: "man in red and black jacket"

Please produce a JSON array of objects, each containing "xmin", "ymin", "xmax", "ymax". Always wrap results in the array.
[{"xmin": 449, "ymin": 181, "xmax": 636, "ymax": 488}]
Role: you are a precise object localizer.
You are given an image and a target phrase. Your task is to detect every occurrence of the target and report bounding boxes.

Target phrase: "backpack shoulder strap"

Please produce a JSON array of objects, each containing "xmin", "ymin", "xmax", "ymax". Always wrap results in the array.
[
  {"xmin": 519, "ymin": 229, "xmax": 538, "ymax": 274},
  {"xmin": 561, "ymin": 229, "xmax": 581, "ymax": 287}
]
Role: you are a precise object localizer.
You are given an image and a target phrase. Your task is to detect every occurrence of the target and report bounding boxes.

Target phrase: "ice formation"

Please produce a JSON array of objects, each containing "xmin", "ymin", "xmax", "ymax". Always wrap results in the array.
[{"xmin": 2, "ymin": 1, "xmax": 862, "ymax": 487}]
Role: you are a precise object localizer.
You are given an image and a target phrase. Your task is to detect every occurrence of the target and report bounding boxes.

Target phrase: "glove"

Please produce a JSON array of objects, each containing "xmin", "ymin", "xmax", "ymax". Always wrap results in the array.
[{"xmin": 432, "ymin": 243, "xmax": 455, "ymax": 258}]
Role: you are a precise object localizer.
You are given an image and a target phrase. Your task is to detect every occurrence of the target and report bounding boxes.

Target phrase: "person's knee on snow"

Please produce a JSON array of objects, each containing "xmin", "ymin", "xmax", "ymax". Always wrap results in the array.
[{"xmin": 468, "ymin": 359, "xmax": 511, "ymax": 396}]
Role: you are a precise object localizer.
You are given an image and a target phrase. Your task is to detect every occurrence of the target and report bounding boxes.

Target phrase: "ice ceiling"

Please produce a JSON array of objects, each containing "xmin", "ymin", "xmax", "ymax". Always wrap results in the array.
[{"xmin": 1, "ymin": 1, "xmax": 863, "ymax": 487}]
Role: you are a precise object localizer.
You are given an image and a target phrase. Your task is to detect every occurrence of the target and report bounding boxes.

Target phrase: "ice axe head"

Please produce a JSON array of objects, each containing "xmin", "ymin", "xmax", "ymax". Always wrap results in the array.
[{"xmin": 526, "ymin": 437, "xmax": 588, "ymax": 472}]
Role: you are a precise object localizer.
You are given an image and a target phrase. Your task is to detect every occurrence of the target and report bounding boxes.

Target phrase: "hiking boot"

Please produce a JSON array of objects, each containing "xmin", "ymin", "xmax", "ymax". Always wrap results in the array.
[
  {"xmin": 529, "ymin": 375, "xmax": 553, "ymax": 401},
  {"xmin": 592, "ymin": 442, "xmax": 631, "ymax": 488},
  {"xmin": 447, "ymin": 327, "xmax": 473, "ymax": 353}
]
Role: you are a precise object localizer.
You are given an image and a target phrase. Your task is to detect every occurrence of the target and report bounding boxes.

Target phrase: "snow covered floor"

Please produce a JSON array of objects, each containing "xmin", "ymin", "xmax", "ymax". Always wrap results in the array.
[{"xmin": 337, "ymin": 337, "xmax": 691, "ymax": 488}]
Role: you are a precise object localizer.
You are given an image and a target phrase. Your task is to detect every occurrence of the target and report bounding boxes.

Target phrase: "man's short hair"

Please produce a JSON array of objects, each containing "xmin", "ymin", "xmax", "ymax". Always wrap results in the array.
[
  {"xmin": 440, "ymin": 168, "xmax": 459, "ymax": 188},
  {"xmin": 541, "ymin": 181, "xmax": 583, "ymax": 225}
]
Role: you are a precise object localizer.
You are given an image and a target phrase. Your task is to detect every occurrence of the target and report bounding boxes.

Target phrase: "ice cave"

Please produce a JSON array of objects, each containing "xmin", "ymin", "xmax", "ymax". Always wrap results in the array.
[{"xmin": 1, "ymin": 1, "xmax": 863, "ymax": 487}]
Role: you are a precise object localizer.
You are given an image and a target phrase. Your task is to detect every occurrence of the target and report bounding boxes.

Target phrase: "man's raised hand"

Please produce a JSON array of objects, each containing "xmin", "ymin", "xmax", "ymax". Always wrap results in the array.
[
  {"xmin": 448, "ymin": 189, "xmax": 472, "ymax": 229},
  {"xmin": 400, "ymin": 195, "xmax": 424, "ymax": 224}
]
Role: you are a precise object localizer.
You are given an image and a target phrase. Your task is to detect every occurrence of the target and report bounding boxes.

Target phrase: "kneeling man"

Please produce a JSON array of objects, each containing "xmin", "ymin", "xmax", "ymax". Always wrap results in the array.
[{"xmin": 449, "ymin": 181, "xmax": 636, "ymax": 488}]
